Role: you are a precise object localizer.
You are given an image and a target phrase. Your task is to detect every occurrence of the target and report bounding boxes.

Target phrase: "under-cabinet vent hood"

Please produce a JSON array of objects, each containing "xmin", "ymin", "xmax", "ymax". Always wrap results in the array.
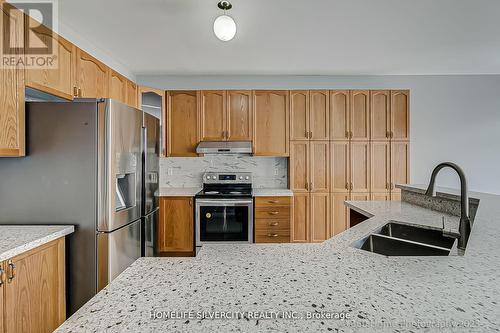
[{"xmin": 196, "ymin": 141, "xmax": 252, "ymax": 154}]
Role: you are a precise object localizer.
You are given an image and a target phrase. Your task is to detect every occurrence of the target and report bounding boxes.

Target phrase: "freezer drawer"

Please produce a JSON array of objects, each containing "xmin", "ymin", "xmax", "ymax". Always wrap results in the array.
[{"xmin": 97, "ymin": 219, "xmax": 141, "ymax": 291}]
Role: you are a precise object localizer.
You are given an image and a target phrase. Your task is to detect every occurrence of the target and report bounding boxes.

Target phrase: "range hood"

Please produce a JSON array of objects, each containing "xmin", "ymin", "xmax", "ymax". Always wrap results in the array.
[{"xmin": 196, "ymin": 141, "xmax": 252, "ymax": 154}]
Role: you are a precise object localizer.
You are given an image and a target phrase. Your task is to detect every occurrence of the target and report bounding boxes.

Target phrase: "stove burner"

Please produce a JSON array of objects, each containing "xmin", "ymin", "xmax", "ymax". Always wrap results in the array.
[{"xmin": 230, "ymin": 191, "xmax": 242, "ymax": 194}]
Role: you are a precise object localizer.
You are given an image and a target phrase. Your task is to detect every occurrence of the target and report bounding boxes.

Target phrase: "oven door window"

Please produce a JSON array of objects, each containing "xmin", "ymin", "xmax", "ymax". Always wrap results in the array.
[{"xmin": 199, "ymin": 205, "xmax": 249, "ymax": 242}]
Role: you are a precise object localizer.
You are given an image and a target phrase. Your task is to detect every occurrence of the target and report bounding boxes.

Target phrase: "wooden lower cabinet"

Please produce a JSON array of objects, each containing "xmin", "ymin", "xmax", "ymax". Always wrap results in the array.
[
  {"xmin": 3, "ymin": 238, "xmax": 66, "ymax": 333},
  {"xmin": 158, "ymin": 197, "xmax": 194, "ymax": 254},
  {"xmin": 371, "ymin": 192, "xmax": 391, "ymax": 201},
  {"xmin": 291, "ymin": 193, "xmax": 309, "ymax": 243},
  {"xmin": 331, "ymin": 193, "xmax": 349, "ymax": 236},
  {"xmin": 310, "ymin": 193, "xmax": 330, "ymax": 242},
  {"xmin": 254, "ymin": 197, "xmax": 291, "ymax": 243},
  {"xmin": 291, "ymin": 193, "xmax": 329, "ymax": 243}
]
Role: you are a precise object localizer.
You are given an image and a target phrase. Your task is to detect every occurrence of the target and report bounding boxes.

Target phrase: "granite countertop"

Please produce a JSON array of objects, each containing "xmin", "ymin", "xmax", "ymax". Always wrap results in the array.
[
  {"xmin": 252, "ymin": 188, "xmax": 293, "ymax": 197},
  {"xmin": 57, "ymin": 185, "xmax": 500, "ymax": 332},
  {"xmin": 0, "ymin": 225, "xmax": 74, "ymax": 261},
  {"xmin": 158, "ymin": 187, "xmax": 293, "ymax": 197}
]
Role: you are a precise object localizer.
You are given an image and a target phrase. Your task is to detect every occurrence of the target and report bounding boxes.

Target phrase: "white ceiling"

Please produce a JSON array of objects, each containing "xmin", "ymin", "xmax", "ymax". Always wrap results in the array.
[{"xmin": 58, "ymin": 0, "xmax": 500, "ymax": 76}]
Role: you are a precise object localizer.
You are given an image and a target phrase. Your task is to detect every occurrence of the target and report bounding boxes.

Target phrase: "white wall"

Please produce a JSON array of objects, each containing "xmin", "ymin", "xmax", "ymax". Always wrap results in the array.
[{"xmin": 137, "ymin": 75, "xmax": 500, "ymax": 194}]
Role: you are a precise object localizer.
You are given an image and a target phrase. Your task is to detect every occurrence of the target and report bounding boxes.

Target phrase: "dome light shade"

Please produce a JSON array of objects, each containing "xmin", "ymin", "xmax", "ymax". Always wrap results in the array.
[{"xmin": 213, "ymin": 15, "xmax": 236, "ymax": 41}]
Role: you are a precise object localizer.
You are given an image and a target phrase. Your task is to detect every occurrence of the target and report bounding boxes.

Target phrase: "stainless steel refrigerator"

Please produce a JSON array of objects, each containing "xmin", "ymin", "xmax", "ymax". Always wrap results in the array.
[{"xmin": 0, "ymin": 99, "xmax": 145, "ymax": 314}]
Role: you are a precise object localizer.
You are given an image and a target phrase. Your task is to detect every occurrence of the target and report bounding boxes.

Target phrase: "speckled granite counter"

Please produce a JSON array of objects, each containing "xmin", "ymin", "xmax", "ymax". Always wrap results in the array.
[
  {"xmin": 252, "ymin": 188, "xmax": 293, "ymax": 197},
  {"xmin": 56, "ymin": 185, "xmax": 500, "ymax": 332},
  {"xmin": 157, "ymin": 187, "xmax": 201, "ymax": 197},
  {"xmin": 0, "ymin": 225, "xmax": 74, "ymax": 261}
]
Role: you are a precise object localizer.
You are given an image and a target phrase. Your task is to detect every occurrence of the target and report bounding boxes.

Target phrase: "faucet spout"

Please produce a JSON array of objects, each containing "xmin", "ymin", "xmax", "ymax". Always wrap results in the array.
[{"xmin": 425, "ymin": 162, "xmax": 471, "ymax": 250}]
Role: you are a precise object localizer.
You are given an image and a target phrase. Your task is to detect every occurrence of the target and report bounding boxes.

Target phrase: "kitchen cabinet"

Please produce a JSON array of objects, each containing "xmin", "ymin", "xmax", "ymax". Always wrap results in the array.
[
  {"xmin": 0, "ymin": 3, "xmax": 25, "ymax": 157},
  {"xmin": 290, "ymin": 141, "xmax": 329, "ymax": 193},
  {"xmin": 291, "ymin": 192, "xmax": 309, "ymax": 243},
  {"xmin": 254, "ymin": 197, "xmax": 291, "ymax": 243},
  {"xmin": 158, "ymin": 197, "xmax": 194, "ymax": 254},
  {"xmin": 391, "ymin": 141, "xmax": 410, "ymax": 192},
  {"xmin": 350, "ymin": 90, "xmax": 370, "ymax": 141},
  {"xmin": 310, "ymin": 193, "xmax": 330, "ymax": 242},
  {"xmin": 330, "ymin": 141, "xmax": 350, "ymax": 193},
  {"xmin": 290, "ymin": 90, "xmax": 329, "ymax": 141},
  {"xmin": 331, "ymin": 193, "xmax": 349, "ymax": 236},
  {"xmin": 109, "ymin": 70, "xmax": 127, "ymax": 104},
  {"xmin": 350, "ymin": 141, "xmax": 371, "ymax": 193},
  {"xmin": 75, "ymin": 48, "xmax": 109, "ymax": 98},
  {"xmin": 371, "ymin": 141, "xmax": 391, "ymax": 193},
  {"xmin": 24, "ymin": 17, "xmax": 76, "ymax": 100},
  {"xmin": 3, "ymin": 238, "xmax": 66, "ymax": 333},
  {"xmin": 290, "ymin": 141, "xmax": 309, "ymax": 192},
  {"xmin": 391, "ymin": 90, "xmax": 410, "ymax": 141},
  {"xmin": 253, "ymin": 90, "xmax": 289, "ymax": 156},
  {"xmin": 330, "ymin": 90, "xmax": 350, "ymax": 141},
  {"xmin": 370, "ymin": 90, "xmax": 391, "ymax": 141},
  {"xmin": 138, "ymin": 86, "xmax": 166, "ymax": 155},
  {"xmin": 200, "ymin": 90, "xmax": 226, "ymax": 141},
  {"xmin": 371, "ymin": 192, "xmax": 391, "ymax": 201},
  {"xmin": 227, "ymin": 90, "xmax": 253, "ymax": 141},
  {"xmin": 126, "ymin": 80, "xmax": 138, "ymax": 107},
  {"xmin": 166, "ymin": 91, "xmax": 199, "ymax": 157}
]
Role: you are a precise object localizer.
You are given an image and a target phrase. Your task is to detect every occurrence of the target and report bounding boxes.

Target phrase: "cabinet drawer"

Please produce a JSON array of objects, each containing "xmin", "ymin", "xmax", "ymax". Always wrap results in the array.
[
  {"xmin": 255, "ymin": 197, "xmax": 292, "ymax": 207},
  {"xmin": 255, "ymin": 230, "xmax": 290, "ymax": 243},
  {"xmin": 255, "ymin": 206, "xmax": 290, "ymax": 219},
  {"xmin": 255, "ymin": 219, "xmax": 290, "ymax": 232}
]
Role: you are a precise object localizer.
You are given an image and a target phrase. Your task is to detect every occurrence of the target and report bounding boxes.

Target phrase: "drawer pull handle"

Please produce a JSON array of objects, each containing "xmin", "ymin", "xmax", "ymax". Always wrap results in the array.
[
  {"xmin": 0, "ymin": 268, "xmax": 5, "ymax": 286},
  {"xmin": 7, "ymin": 260, "xmax": 16, "ymax": 283},
  {"xmin": 269, "ymin": 222, "xmax": 279, "ymax": 226},
  {"xmin": 267, "ymin": 233, "xmax": 279, "ymax": 237},
  {"xmin": 268, "ymin": 200, "xmax": 279, "ymax": 204},
  {"xmin": 268, "ymin": 211, "xmax": 279, "ymax": 215}
]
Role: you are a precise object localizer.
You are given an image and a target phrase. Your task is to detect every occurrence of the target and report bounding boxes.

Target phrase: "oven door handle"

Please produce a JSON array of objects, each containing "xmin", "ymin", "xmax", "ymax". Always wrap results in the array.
[{"xmin": 196, "ymin": 199, "xmax": 253, "ymax": 206}]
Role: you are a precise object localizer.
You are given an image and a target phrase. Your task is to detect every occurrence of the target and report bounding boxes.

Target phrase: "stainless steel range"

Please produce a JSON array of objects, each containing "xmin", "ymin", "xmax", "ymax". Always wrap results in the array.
[{"xmin": 195, "ymin": 172, "xmax": 253, "ymax": 246}]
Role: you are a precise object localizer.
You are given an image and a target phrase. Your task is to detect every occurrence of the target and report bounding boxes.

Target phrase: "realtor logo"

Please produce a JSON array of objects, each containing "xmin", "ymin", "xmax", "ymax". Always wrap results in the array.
[{"xmin": 1, "ymin": 0, "xmax": 59, "ymax": 68}]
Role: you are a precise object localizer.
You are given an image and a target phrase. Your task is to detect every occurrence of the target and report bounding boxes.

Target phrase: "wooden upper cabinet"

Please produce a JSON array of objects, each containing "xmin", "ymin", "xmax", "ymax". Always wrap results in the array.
[
  {"xmin": 24, "ymin": 17, "xmax": 76, "ymax": 100},
  {"xmin": 167, "ymin": 91, "xmax": 199, "ymax": 157},
  {"xmin": 200, "ymin": 90, "xmax": 226, "ymax": 141},
  {"xmin": 310, "ymin": 90, "xmax": 329, "ymax": 140},
  {"xmin": 109, "ymin": 70, "xmax": 127, "ymax": 104},
  {"xmin": 371, "ymin": 90, "xmax": 390, "ymax": 141},
  {"xmin": 227, "ymin": 90, "xmax": 253, "ymax": 141},
  {"xmin": 253, "ymin": 90, "xmax": 289, "ymax": 156},
  {"xmin": 391, "ymin": 141, "xmax": 410, "ymax": 190},
  {"xmin": 138, "ymin": 86, "xmax": 166, "ymax": 155},
  {"xmin": 330, "ymin": 141, "xmax": 350, "ymax": 193},
  {"xmin": 0, "ymin": 4, "xmax": 25, "ymax": 157},
  {"xmin": 291, "ymin": 192, "xmax": 309, "ymax": 242},
  {"xmin": 290, "ymin": 141, "xmax": 309, "ymax": 192},
  {"xmin": 158, "ymin": 197, "xmax": 194, "ymax": 253},
  {"xmin": 331, "ymin": 193, "xmax": 349, "ymax": 236},
  {"xmin": 310, "ymin": 141, "xmax": 329, "ymax": 192},
  {"xmin": 290, "ymin": 91, "xmax": 309, "ymax": 141},
  {"xmin": 391, "ymin": 90, "xmax": 409, "ymax": 140},
  {"xmin": 330, "ymin": 90, "xmax": 350, "ymax": 141},
  {"xmin": 4, "ymin": 238, "xmax": 66, "ymax": 333},
  {"xmin": 371, "ymin": 141, "xmax": 391, "ymax": 193},
  {"xmin": 310, "ymin": 193, "xmax": 330, "ymax": 242},
  {"xmin": 350, "ymin": 90, "xmax": 370, "ymax": 141},
  {"xmin": 126, "ymin": 80, "xmax": 138, "ymax": 108},
  {"xmin": 350, "ymin": 141, "xmax": 371, "ymax": 193},
  {"xmin": 75, "ymin": 48, "xmax": 109, "ymax": 98}
]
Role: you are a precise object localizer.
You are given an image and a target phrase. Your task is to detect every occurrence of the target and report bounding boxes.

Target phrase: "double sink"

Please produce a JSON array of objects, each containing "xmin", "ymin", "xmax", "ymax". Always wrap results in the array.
[{"xmin": 354, "ymin": 221, "xmax": 458, "ymax": 256}]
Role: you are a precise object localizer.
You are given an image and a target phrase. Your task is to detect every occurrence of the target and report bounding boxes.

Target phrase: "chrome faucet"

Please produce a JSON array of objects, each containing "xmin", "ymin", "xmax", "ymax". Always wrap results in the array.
[{"xmin": 425, "ymin": 162, "xmax": 471, "ymax": 250}]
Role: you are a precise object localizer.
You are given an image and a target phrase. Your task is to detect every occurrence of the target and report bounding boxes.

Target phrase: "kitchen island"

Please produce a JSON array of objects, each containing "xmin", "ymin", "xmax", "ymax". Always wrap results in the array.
[{"xmin": 55, "ymin": 185, "xmax": 499, "ymax": 332}]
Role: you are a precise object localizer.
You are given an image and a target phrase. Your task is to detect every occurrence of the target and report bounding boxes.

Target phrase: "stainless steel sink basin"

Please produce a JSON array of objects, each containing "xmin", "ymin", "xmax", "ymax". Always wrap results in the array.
[{"xmin": 355, "ymin": 222, "xmax": 457, "ymax": 256}]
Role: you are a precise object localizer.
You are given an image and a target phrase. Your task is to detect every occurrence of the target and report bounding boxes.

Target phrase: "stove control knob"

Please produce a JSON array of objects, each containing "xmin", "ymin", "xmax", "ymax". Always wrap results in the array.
[
  {"xmin": 239, "ymin": 176, "xmax": 243, "ymax": 180},
  {"xmin": 206, "ymin": 176, "xmax": 211, "ymax": 180},
  {"xmin": 245, "ymin": 176, "xmax": 250, "ymax": 180}
]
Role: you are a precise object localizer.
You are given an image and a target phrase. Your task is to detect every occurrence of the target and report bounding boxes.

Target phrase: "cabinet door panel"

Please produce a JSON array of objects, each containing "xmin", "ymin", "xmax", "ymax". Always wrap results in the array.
[
  {"xmin": 200, "ymin": 90, "xmax": 226, "ymax": 141},
  {"xmin": 391, "ymin": 141, "xmax": 410, "ymax": 189},
  {"xmin": 0, "ymin": 4, "xmax": 25, "ymax": 156},
  {"xmin": 138, "ymin": 86, "xmax": 166, "ymax": 156},
  {"xmin": 126, "ymin": 80, "xmax": 138, "ymax": 107},
  {"xmin": 371, "ymin": 142, "xmax": 390, "ymax": 192},
  {"xmin": 290, "ymin": 91, "xmax": 309, "ymax": 141},
  {"xmin": 167, "ymin": 91, "xmax": 199, "ymax": 156},
  {"xmin": 350, "ymin": 90, "xmax": 370, "ymax": 140},
  {"xmin": 331, "ymin": 193, "xmax": 349, "ymax": 236},
  {"xmin": 253, "ymin": 91, "xmax": 289, "ymax": 156},
  {"xmin": 25, "ymin": 18, "xmax": 75, "ymax": 100},
  {"xmin": 158, "ymin": 197, "xmax": 194, "ymax": 252},
  {"xmin": 371, "ymin": 192, "xmax": 391, "ymax": 201},
  {"xmin": 291, "ymin": 192, "xmax": 309, "ymax": 242},
  {"xmin": 227, "ymin": 90, "xmax": 252, "ymax": 141},
  {"xmin": 109, "ymin": 70, "xmax": 127, "ymax": 104},
  {"xmin": 75, "ymin": 49, "xmax": 109, "ymax": 98},
  {"xmin": 391, "ymin": 192, "xmax": 402, "ymax": 201},
  {"xmin": 391, "ymin": 90, "xmax": 409, "ymax": 140},
  {"xmin": 330, "ymin": 141, "xmax": 350, "ymax": 193},
  {"xmin": 370, "ymin": 90, "xmax": 390, "ymax": 140},
  {"xmin": 350, "ymin": 142, "xmax": 370, "ymax": 193},
  {"xmin": 330, "ymin": 90, "xmax": 350, "ymax": 140},
  {"xmin": 310, "ymin": 193, "xmax": 330, "ymax": 242},
  {"xmin": 310, "ymin": 90, "xmax": 329, "ymax": 140},
  {"xmin": 310, "ymin": 141, "xmax": 329, "ymax": 192},
  {"xmin": 290, "ymin": 141, "xmax": 309, "ymax": 192}
]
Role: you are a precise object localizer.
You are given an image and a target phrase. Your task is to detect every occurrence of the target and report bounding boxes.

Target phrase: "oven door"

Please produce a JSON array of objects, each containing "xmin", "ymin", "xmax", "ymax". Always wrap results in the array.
[{"xmin": 196, "ymin": 199, "xmax": 253, "ymax": 246}]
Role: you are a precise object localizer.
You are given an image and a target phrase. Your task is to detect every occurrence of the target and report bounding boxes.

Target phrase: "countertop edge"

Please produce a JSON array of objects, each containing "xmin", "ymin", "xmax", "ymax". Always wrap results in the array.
[{"xmin": 0, "ymin": 225, "xmax": 75, "ymax": 262}]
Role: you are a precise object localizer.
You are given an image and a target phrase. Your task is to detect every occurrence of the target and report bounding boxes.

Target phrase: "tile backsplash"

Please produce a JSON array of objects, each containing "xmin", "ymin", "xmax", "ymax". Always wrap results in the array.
[{"xmin": 160, "ymin": 155, "xmax": 288, "ymax": 188}]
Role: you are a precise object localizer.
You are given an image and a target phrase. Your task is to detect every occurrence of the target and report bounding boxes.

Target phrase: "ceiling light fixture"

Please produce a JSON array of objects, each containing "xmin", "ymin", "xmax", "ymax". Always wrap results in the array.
[{"xmin": 213, "ymin": 1, "xmax": 236, "ymax": 42}]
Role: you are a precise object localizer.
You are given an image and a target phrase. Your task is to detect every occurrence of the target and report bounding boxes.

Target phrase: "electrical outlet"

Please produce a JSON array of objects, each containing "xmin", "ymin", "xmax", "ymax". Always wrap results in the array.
[
  {"xmin": 274, "ymin": 168, "xmax": 279, "ymax": 176},
  {"xmin": 167, "ymin": 168, "xmax": 173, "ymax": 176}
]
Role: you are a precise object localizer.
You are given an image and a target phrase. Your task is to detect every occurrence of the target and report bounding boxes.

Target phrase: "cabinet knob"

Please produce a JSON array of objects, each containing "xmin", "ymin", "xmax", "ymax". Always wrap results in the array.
[
  {"xmin": 269, "ymin": 222, "xmax": 279, "ymax": 226},
  {"xmin": 345, "ymin": 183, "xmax": 349, "ymax": 190},
  {"xmin": 73, "ymin": 86, "xmax": 78, "ymax": 97},
  {"xmin": 309, "ymin": 131, "xmax": 313, "ymax": 139},
  {"xmin": 345, "ymin": 131, "xmax": 349, "ymax": 139},
  {"xmin": 268, "ymin": 200, "xmax": 279, "ymax": 204},
  {"xmin": 268, "ymin": 211, "xmax": 279, "ymax": 215},
  {"xmin": 7, "ymin": 260, "xmax": 15, "ymax": 283},
  {"xmin": 267, "ymin": 233, "xmax": 279, "ymax": 238}
]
